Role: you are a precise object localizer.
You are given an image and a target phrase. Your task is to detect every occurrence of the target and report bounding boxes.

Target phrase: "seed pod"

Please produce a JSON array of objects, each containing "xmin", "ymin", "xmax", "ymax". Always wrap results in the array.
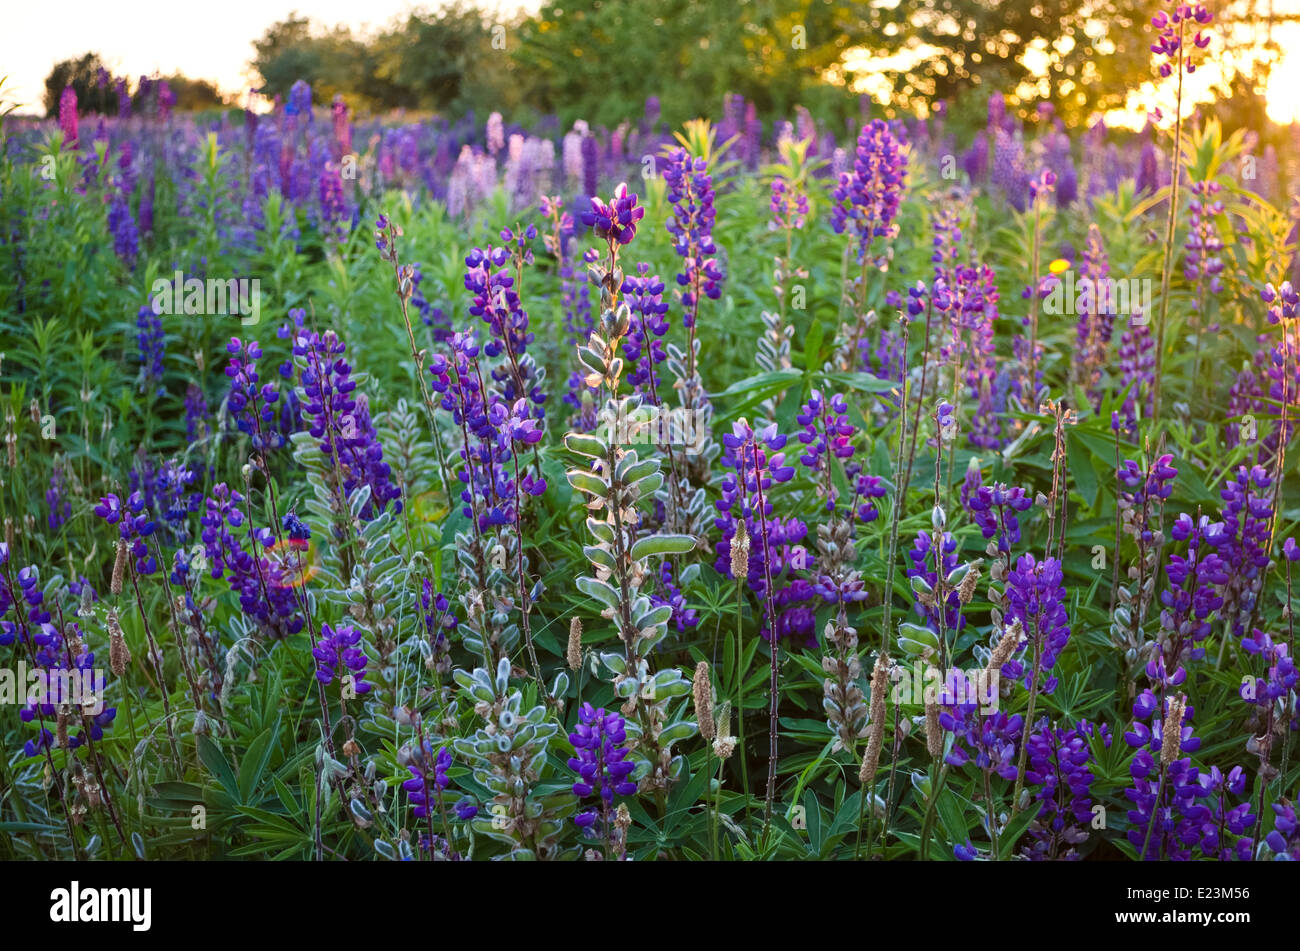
[
  {"xmin": 924, "ymin": 695, "xmax": 943, "ymax": 759},
  {"xmin": 988, "ymin": 619, "xmax": 1023, "ymax": 672},
  {"xmin": 110, "ymin": 538, "xmax": 127, "ymax": 595},
  {"xmin": 692, "ymin": 661, "xmax": 715, "ymax": 740},
  {"xmin": 730, "ymin": 520, "xmax": 750, "ymax": 579},
  {"xmin": 566, "ymin": 617, "xmax": 583, "ymax": 671},
  {"xmin": 1161, "ymin": 694, "xmax": 1186, "ymax": 766},
  {"xmin": 860, "ymin": 653, "xmax": 890, "ymax": 783},
  {"xmin": 107, "ymin": 609, "xmax": 131, "ymax": 677}
]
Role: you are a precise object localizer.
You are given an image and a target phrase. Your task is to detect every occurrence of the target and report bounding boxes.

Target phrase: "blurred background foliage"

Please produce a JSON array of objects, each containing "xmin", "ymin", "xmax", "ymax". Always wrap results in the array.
[{"xmin": 39, "ymin": 0, "xmax": 1300, "ymax": 140}]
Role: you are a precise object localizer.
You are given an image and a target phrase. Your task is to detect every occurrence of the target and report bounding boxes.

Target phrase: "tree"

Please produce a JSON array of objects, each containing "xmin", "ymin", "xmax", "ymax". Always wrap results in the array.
[{"xmin": 42, "ymin": 53, "xmax": 117, "ymax": 117}]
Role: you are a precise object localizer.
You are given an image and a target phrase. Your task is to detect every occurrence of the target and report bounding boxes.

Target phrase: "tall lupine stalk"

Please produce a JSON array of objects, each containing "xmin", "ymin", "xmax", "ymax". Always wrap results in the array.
[
  {"xmin": 374, "ymin": 215, "xmax": 452, "ymax": 503},
  {"xmin": 428, "ymin": 332, "xmax": 525, "ymax": 668},
  {"xmin": 1111, "ymin": 450, "xmax": 1178, "ymax": 693},
  {"xmin": 1185, "ymin": 178, "xmax": 1225, "ymax": 391},
  {"xmin": 831, "ymin": 118, "xmax": 908, "ymax": 366},
  {"xmin": 1149, "ymin": 1, "xmax": 1215, "ymax": 420},
  {"xmin": 1022, "ymin": 169, "xmax": 1056, "ymax": 400},
  {"xmin": 1073, "ymin": 224, "xmax": 1117, "ymax": 410},
  {"xmin": 758, "ymin": 145, "xmax": 811, "ymax": 424},
  {"xmin": 795, "ymin": 390, "xmax": 875, "ymax": 754},
  {"xmin": 453, "ymin": 657, "xmax": 570, "ymax": 859},
  {"xmin": 567, "ymin": 184, "xmax": 698, "ymax": 801},
  {"xmin": 661, "ymin": 148, "xmax": 722, "ymax": 538}
]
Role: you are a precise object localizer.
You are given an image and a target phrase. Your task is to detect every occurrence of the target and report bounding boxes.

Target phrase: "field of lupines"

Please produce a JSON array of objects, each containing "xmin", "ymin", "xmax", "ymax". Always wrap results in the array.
[{"xmin": 4, "ymin": 6, "xmax": 1300, "ymax": 864}]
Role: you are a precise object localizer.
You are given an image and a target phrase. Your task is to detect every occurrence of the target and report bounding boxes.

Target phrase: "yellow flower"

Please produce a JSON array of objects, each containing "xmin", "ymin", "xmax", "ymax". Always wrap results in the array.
[{"xmin": 1048, "ymin": 258, "xmax": 1070, "ymax": 275}]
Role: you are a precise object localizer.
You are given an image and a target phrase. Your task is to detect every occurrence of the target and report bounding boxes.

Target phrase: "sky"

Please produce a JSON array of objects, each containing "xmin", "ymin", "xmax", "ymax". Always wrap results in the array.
[{"xmin": 3, "ymin": 1, "xmax": 1298, "ymax": 123}]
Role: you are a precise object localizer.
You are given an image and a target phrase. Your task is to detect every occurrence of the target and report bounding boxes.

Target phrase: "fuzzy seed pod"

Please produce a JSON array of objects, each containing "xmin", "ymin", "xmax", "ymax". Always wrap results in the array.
[
  {"xmin": 567, "ymin": 617, "xmax": 583, "ymax": 671},
  {"xmin": 957, "ymin": 561, "xmax": 982, "ymax": 604},
  {"xmin": 713, "ymin": 736, "xmax": 737, "ymax": 759},
  {"xmin": 692, "ymin": 661, "xmax": 715, "ymax": 740},
  {"xmin": 988, "ymin": 619, "xmax": 1023, "ymax": 672},
  {"xmin": 110, "ymin": 538, "xmax": 127, "ymax": 595},
  {"xmin": 925, "ymin": 695, "xmax": 943, "ymax": 759},
  {"xmin": 730, "ymin": 520, "xmax": 750, "ymax": 580},
  {"xmin": 107, "ymin": 609, "xmax": 130, "ymax": 677},
  {"xmin": 3, "ymin": 518, "xmax": 12, "ymax": 551},
  {"xmin": 860, "ymin": 652, "xmax": 890, "ymax": 783},
  {"xmin": 1161, "ymin": 694, "xmax": 1186, "ymax": 766}
]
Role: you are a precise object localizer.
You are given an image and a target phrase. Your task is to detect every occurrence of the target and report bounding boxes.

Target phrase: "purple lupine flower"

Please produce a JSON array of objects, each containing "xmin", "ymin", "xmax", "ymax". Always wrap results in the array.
[
  {"xmin": 1150, "ymin": 3, "xmax": 1214, "ymax": 77},
  {"xmin": 225, "ymin": 337, "xmax": 285, "ymax": 452},
  {"xmin": 289, "ymin": 316, "xmax": 403, "ymax": 519},
  {"xmin": 664, "ymin": 148, "xmax": 724, "ymax": 344},
  {"xmin": 580, "ymin": 133, "xmax": 600, "ymax": 200},
  {"xmin": 18, "ymin": 616, "xmax": 116, "ymax": 757},
  {"xmin": 769, "ymin": 176, "xmax": 808, "ymax": 231},
  {"xmin": 1266, "ymin": 802, "xmax": 1300, "ymax": 859},
  {"xmin": 318, "ymin": 161, "xmax": 347, "ymax": 243},
  {"xmin": 1262, "ymin": 280, "xmax": 1299, "ymax": 324},
  {"xmin": 960, "ymin": 466, "xmax": 1035, "ymax": 559},
  {"xmin": 107, "ymin": 186, "xmax": 139, "ymax": 267},
  {"xmin": 1122, "ymin": 688, "xmax": 1202, "ymax": 859},
  {"xmin": 795, "ymin": 389, "xmax": 856, "ymax": 511},
  {"xmin": 621, "ymin": 264, "xmax": 670, "ymax": 396},
  {"xmin": 649, "ymin": 561, "xmax": 699, "ymax": 633},
  {"xmin": 1190, "ymin": 765, "xmax": 1256, "ymax": 860},
  {"xmin": 906, "ymin": 531, "xmax": 963, "ymax": 634},
  {"xmin": 286, "ymin": 79, "xmax": 312, "ymax": 121},
  {"xmin": 991, "ymin": 127, "xmax": 1030, "ymax": 211},
  {"xmin": 1217, "ymin": 464, "xmax": 1273, "ymax": 640},
  {"xmin": 831, "ymin": 119, "xmax": 907, "ymax": 265},
  {"xmin": 715, "ymin": 420, "xmax": 808, "ymax": 643},
  {"xmin": 135, "ymin": 304, "xmax": 165, "ymax": 397},
  {"xmin": 1021, "ymin": 719, "xmax": 1109, "ymax": 860},
  {"xmin": 1074, "ymin": 225, "xmax": 1116, "ymax": 410},
  {"xmin": 46, "ymin": 465, "xmax": 71, "ymax": 532},
  {"xmin": 580, "ymin": 182, "xmax": 644, "ymax": 246},
  {"xmin": 185, "ymin": 383, "xmax": 210, "ymax": 444},
  {"xmin": 200, "ymin": 483, "xmax": 303, "ymax": 639},
  {"xmin": 402, "ymin": 741, "xmax": 452, "ymax": 819},
  {"xmin": 1185, "ymin": 179, "xmax": 1225, "ymax": 300},
  {"xmin": 1117, "ymin": 309, "xmax": 1156, "ymax": 430},
  {"xmin": 1157, "ymin": 513, "xmax": 1228, "ymax": 667},
  {"xmin": 94, "ymin": 491, "xmax": 157, "ymax": 575},
  {"xmin": 939, "ymin": 670, "xmax": 1023, "ymax": 781},
  {"xmin": 58, "ymin": 86, "xmax": 78, "ymax": 148},
  {"xmin": 312, "ymin": 622, "xmax": 373, "ymax": 695},
  {"xmin": 568, "ymin": 703, "xmax": 637, "ymax": 829},
  {"xmin": 1240, "ymin": 629, "xmax": 1298, "ymax": 711},
  {"xmin": 331, "ymin": 95, "xmax": 351, "ymax": 158},
  {"xmin": 1000, "ymin": 554, "xmax": 1071, "ymax": 694}
]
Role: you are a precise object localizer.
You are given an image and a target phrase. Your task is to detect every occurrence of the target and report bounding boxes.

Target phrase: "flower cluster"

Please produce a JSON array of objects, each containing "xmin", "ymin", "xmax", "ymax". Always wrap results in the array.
[
  {"xmin": 1021, "ymin": 719, "xmax": 1108, "ymax": 860},
  {"xmin": 312, "ymin": 622, "xmax": 374, "ymax": 695},
  {"xmin": 225, "ymin": 338, "xmax": 285, "ymax": 452},
  {"xmin": 93, "ymin": 492, "xmax": 158, "ymax": 575},
  {"xmin": 1150, "ymin": 3, "xmax": 1214, "ymax": 77},
  {"xmin": 831, "ymin": 119, "xmax": 908, "ymax": 265},
  {"xmin": 287, "ymin": 316, "xmax": 403, "ymax": 519},
  {"xmin": 1001, "ymin": 554, "xmax": 1071, "ymax": 694},
  {"xmin": 567, "ymin": 703, "xmax": 637, "ymax": 829}
]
